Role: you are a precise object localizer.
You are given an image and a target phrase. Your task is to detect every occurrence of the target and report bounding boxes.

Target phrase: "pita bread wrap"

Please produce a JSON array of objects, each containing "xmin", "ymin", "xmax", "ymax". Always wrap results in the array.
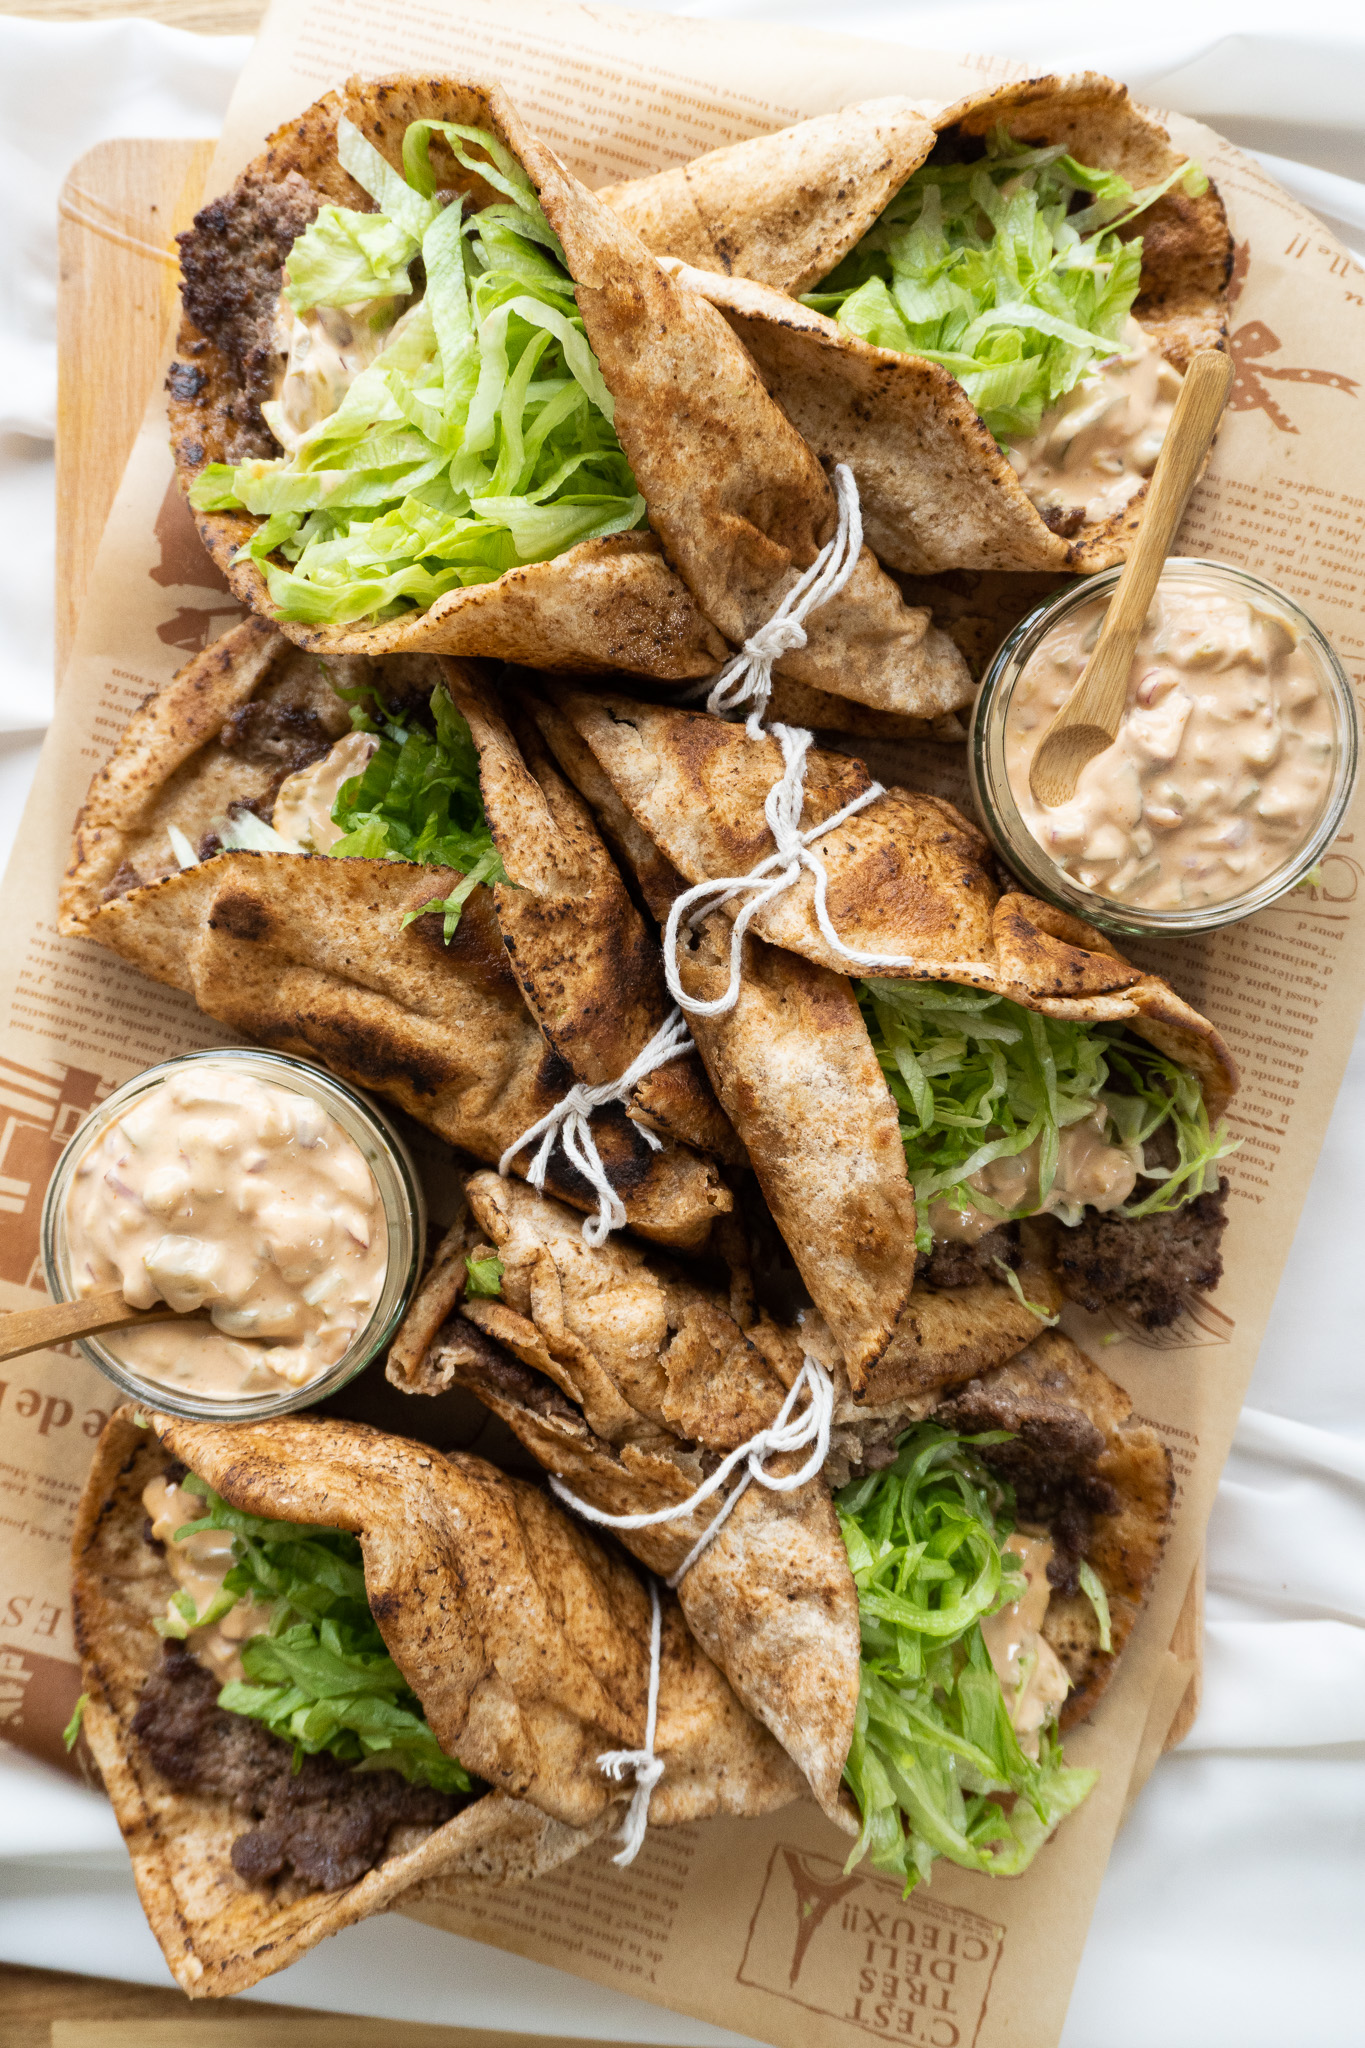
[
  {"xmin": 389, "ymin": 1171, "xmax": 861, "ymax": 1825},
  {"xmin": 72, "ymin": 1408, "xmax": 804, "ymax": 1996},
  {"xmin": 392, "ymin": 1211, "xmax": 1170, "ymax": 1873},
  {"xmin": 607, "ymin": 73, "xmax": 1231, "ymax": 574},
  {"xmin": 531, "ymin": 688, "xmax": 1235, "ymax": 1379},
  {"xmin": 57, "ymin": 625, "xmax": 730, "ymax": 1250},
  {"xmin": 438, "ymin": 660, "xmax": 741, "ymax": 1164},
  {"xmin": 169, "ymin": 74, "xmax": 972, "ymax": 724}
]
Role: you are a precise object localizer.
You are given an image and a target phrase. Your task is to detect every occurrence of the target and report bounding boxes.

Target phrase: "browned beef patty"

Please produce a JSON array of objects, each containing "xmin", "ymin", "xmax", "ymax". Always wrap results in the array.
[
  {"xmin": 934, "ymin": 1374, "xmax": 1117, "ymax": 1595},
  {"xmin": 914, "ymin": 1225, "xmax": 1019, "ymax": 1290},
  {"xmin": 176, "ymin": 168, "xmax": 325, "ymax": 456},
  {"xmin": 1050, "ymin": 1179, "xmax": 1229, "ymax": 1329},
  {"xmin": 219, "ymin": 698, "xmax": 337, "ymax": 778},
  {"xmin": 132, "ymin": 1642, "xmax": 465, "ymax": 1893}
]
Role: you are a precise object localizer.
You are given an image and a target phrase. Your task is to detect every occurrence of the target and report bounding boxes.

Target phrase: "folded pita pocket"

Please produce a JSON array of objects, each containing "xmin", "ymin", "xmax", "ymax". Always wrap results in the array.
[
  {"xmin": 439, "ymin": 660, "xmax": 741, "ymax": 1163},
  {"xmin": 609, "ymin": 73, "xmax": 1231, "ymax": 574},
  {"xmin": 57, "ymin": 625, "xmax": 730, "ymax": 1249},
  {"xmin": 389, "ymin": 1172, "xmax": 859, "ymax": 1824},
  {"xmin": 391, "ymin": 1174, "xmax": 1063, "ymax": 1814},
  {"xmin": 170, "ymin": 74, "xmax": 972, "ymax": 723},
  {"xmin": 534, "ymin": 688, "xmax": 1233, "ymax": 1376},
  {"xmin": 396, "ymin": 1202, "xmax": 1166, "ymax": 1848},
  {"xmin": 73, "ymin": 1408, "xmax": 804, "ymax": 1996}
]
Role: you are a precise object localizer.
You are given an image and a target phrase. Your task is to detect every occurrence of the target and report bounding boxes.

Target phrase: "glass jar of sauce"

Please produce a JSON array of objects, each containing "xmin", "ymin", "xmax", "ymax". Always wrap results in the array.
[
  {"xmin": 41, "ymin": 1048, "xmax": 425, "ymax": 1421},
  {"xmin": 969, "ymin": 559, "xmax": 1359, "ymax": 936}
]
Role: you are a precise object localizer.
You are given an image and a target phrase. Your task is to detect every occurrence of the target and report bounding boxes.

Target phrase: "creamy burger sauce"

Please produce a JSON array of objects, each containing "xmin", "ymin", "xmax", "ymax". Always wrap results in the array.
[
  {"xmin": 65, "ymin": 1066, "xmax": 387, "ymax": 1401},
  {"xmin": 142, "ymin": 1472, "xmax": 271, "ymax": 1683},
  {"xmin": 1005, "ymin": 578, "xmax": 1338, "ymax": 910},
  {"xmin": 980, "ymin": 1531, "xmax": 1071, "ymax": 1755},
  {"xmin": 1006, "ymin": 320, "xmax": 1181, "ymax": 530},
  {"xmin": 928, "ymin": 1108, "xmax": 1140, "ymax": 1243},
  {"xmin": 272, "ymin": 730, "xmax": 379, "ymax": 852},
  {"xmin": 265, "ymin": 299, "xmax": 411, "ymax": 452}
]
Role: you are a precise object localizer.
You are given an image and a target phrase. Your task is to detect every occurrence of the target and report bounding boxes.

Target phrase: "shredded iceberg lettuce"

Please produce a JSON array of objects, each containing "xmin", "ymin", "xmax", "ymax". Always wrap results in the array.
[
  {"xmin": 328, "ymin": 679, "xmax": 508, "ymax": 939},
  {"xmin": 837, "ymin": 1423, "xmax": 1096, "ymax": 1893},
  {"xmin": 190, "ymin": 115, "xmax": 645, "ymax": 624},
  {"xmin": 858, "ymin": 979, "xmax": 1235, "ymax": 1226},
  {"xmin": 802, "ymin": 125, "xmax": 1207, "ymax": 442},
  {"xmin": 169, "ymin": 1475, "xmax": 472, "ymax": 1795}
]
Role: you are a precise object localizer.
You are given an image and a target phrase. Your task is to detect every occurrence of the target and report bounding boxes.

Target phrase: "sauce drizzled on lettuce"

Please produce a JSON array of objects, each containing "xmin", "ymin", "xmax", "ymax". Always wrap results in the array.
[
  {"xmin": 165, "ymin": 1474, "xmax": 472, "ymax": 1796},
  {"xmin": 190, "ymin": 116, "xmax": 645, "ymax": 624},
  {"xmin": 859, "ymin": 980, "xmax": 1233, "ymax": 1246},
  {"xmin": 802, "ymin": 127, "xmax": 1207, "ymax": 443},
  {"xmin": 223, "ymin": 680, "xmax": 506, "ymax": 940},
  {"xmin": 837, "ymin": 1424, "xmax": 1095, "ymax": 1893}
]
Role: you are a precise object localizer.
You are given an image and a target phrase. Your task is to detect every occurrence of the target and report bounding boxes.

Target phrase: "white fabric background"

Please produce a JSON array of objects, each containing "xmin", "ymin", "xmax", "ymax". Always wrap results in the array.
[{"xmin": 2, "ymin": 7, "xmax": 1363, "ymax": 2042}]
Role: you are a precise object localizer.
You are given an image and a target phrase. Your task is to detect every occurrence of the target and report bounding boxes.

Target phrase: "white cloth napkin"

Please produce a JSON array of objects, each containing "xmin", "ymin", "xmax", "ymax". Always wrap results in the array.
[{"xmin": 2, "ymin": 9, "xmax": 1363, "ymax": 2044}]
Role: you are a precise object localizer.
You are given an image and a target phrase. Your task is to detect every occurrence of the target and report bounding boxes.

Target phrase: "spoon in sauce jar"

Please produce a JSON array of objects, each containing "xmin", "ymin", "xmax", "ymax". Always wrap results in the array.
[
  {"xmin": 1028, "ymin": 348, "xmax": 1236, "ymax": 811},
  {"xmin": 0, "ymin": 1290, "xmax": 210, "ymax": 1365}
]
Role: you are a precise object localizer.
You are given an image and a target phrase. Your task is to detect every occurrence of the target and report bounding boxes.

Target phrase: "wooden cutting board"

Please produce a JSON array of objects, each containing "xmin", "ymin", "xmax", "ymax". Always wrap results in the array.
[{"xmin": 53, "ymin": 138, "xmax": 1204, "ymax": 1760}]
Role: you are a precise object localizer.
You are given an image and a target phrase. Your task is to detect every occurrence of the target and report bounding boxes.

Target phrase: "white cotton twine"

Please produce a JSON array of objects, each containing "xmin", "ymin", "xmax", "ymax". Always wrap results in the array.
[
  {"xmin": 597, "ymin": 1575, "xmax": 665, "ymax": 1866},
  {"xmin": 565, "ymin": 1359, "xmax": 833, "ymax": 1863},
  {"xmin": 701, "ymin": 461, "xmax": 865, "ymax": 737},
  {"xmin": 551, "ymin": 1358, "xmax": 833, "ymax": 1585},
  {"xmin": 498, "ymin": 1007, "xmax": 693, "ymax": 1246},
  {"xmin": 501, "ymin": 465, "xmax": 888, "ymax": 1244}
]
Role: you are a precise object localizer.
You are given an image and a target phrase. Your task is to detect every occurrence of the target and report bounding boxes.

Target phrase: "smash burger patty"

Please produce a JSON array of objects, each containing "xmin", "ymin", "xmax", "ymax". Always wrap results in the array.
[
  {"xmin": 176, "ymin": 169, "xmax": 323, "ymax": 458},
  {"xmin": 917, "ymin": 1184, "xmax": 1230, "ymax": 1329},
  {"xmin": 1047, "ymin": 1180, "xmax": 1229, "ymax": 1328},
  {"xmin": 132, "ymin": 1641, "xmax": 466, "ymax": 1893}
]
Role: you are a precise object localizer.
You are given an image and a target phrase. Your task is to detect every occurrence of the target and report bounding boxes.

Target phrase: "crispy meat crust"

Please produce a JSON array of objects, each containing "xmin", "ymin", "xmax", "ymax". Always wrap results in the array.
[
  {"xmin": 1049, "ymin": 1180, "xmax": 1229, "ymax": 1328},
  {"xmin": 132, "ymin": 1642, "xmax": 464, "ymax": 1894},
  {"xmin": 175, "ymin": 169, "xmax": 323, "ymax": 461}
]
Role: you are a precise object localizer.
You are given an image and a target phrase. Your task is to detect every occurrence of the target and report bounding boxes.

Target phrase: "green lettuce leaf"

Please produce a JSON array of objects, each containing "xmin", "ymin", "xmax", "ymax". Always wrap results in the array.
[
  {"xmin": 284, "ymin": 206, "xmax": 418, "ymax": 311},
  {"xmin": 326, "ymin": 679, "xmax": 508, "ymax": 939},
  {"xmin": 836, "ymin": 1424, "xmax": 1096, "ymax": 1893},
  {"xmin": 802, "ymin": 126, "xmax": 1205, "ymax": 441},
  {"xmin": 173, "ymin": 1475, "xmax": 472, "ymax": 1795},
  {"xmin": 464, "ymin": 1253, "xmax": 504, "ymax": 1297},
  {"xmin": 190, "ymin": 118, "xmax": 644, "ymax": 624},
  {"xmin": 858, "ymin": 979, "xmax": 1235, "ymax": 1226}
]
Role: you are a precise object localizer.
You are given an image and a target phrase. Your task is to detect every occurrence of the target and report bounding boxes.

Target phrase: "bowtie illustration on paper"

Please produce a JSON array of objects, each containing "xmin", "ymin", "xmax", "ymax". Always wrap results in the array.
[{"xmin": 1227, "ymin": 241, "xmax": 1359, "ymax": 433}]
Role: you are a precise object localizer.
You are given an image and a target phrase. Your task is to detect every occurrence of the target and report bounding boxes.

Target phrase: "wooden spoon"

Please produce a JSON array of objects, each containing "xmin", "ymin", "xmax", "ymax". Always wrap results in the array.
[
  {"xmin": 1028, "ymin": 347, "xmax": 1235, "ymax": 810},
  {"xmin": 0, "ymin": 1289, "xmax": 210, "ymax": 1366}
]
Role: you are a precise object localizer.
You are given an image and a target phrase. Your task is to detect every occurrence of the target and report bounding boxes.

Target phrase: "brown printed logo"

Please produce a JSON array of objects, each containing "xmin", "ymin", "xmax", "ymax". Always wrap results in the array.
[
  {"xmin": 1227, "ymin": 242, "xmax": 1359, "ymax": 434},
  {"xmin": 148, "ymin": 477, "xmax": 244, "ymax": 656},
  {"xmin": 0, "ymin": 1646, "xmax": 84, "ymax": 1777},
  {"xmin": 0, "ymin": 1053, "xmax": 112, "ymax": 1289},
  {"xmin": 737, "ymin": 1845, "xmax": 1003, "ymax": 2045}
]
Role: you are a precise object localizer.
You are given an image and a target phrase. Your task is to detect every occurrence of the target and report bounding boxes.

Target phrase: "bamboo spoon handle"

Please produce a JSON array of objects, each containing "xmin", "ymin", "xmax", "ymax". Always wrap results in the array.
[
  {"xmin": 0, "ymin": 1289, "xmax": 208, "ymax": 1365},
  {"xmin": 1029, "ymin": 347, "xmax": 1235, "ymax": 810}
]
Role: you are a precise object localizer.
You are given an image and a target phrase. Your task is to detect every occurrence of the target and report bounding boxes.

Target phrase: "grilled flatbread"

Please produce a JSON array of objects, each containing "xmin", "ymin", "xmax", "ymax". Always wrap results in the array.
[
  {"xmin": 73, "ymin": 1408, "xmax": 805, "ymax": 1996},
  {"xmin": 169, "ymin": 74, "xmax": 971, "ymax": 723},
  {"xmin": 57, "ymin": 624, "xmax": 730, "ymax": 1250},
  {"xmin": 530, "ymin": 687, "xmax": 1235, "ymax": 1374},
  {"xmin": 391, "ymin": 1172, "xmax": 1066, "ymax": 1813},
  {"xmin": 438, "ymin": 660, "xmax": 740, "ymax": 1163},
  {"xmin": 391, "ymin": 1197, "xmax": 1169, "ymax": 1820},
  {"xmin": 607, "ymin": 74, "xmax": 1231, "ymax": 574}
]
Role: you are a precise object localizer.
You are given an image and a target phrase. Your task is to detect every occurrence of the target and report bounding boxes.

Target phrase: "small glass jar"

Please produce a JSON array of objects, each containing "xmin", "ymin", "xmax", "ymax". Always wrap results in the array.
[
  {"xmin": 41, "ymin": 1047, "xmax": 425, "ymax": 1422},
  {"xmin": 969, "ymin": 558, "xmax": 1359, "ymax": 937}
]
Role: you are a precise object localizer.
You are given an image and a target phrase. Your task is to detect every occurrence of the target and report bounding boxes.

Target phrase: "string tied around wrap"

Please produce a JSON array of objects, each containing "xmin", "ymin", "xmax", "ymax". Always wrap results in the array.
[
  {"xmin": 700, "ymin": 463, "xmax": 863, "ymax": 738},
  {"xmin": 549, "ymin": 1358, "xmax": 834, "ymax": 1588},
  {"xmin": 498, "ymin": 1008, "xmax": 693, "ymax": 1247},
  {"xmin": 597, "ymin": 1575, "xmax": 664, "ymax": 1866},
  {"xmin": 661, "ymin": 724, "xmax": 889, "ymax": 1018}
]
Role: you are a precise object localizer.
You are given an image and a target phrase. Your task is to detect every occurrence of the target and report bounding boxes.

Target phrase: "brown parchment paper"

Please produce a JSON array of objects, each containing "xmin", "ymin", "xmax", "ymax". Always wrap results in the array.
[{"xmin": 3, "ymin": 4, "xmax": 1365, "ymax": 2042}]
